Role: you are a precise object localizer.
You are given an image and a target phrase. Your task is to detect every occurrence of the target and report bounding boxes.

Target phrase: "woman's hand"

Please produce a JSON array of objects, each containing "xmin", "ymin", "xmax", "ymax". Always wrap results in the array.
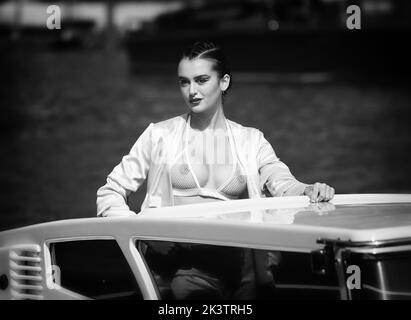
[{"xmin": 304, "ymin": 182, "xmax": 335, "ymax": 203}]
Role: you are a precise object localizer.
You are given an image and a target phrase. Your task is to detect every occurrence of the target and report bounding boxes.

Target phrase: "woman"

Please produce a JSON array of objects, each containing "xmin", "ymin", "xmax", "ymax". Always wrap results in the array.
[
  {"xmin": 96, "ymin": 41, "xmax": 335, "ymax": 299},
  {"xmin": 97, "ymin": 41, "xmax": 334, "ymax": 216}
]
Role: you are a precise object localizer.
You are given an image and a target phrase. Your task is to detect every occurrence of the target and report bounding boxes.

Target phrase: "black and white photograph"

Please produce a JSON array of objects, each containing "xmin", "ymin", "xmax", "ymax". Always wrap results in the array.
[{"xmin": 1, "ymin": 0, "xmax": 411, "ymax": 306}]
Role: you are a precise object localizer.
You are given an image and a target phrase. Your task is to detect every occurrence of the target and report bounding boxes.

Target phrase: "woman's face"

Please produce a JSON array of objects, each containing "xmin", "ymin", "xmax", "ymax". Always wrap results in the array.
[{"xmin": 178, "ymin": 57, "xmax": 229, "ymax": 114}]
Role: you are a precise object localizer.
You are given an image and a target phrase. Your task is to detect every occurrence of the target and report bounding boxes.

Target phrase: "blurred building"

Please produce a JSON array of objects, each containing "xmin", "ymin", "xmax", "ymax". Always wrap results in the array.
[
  {"xmin": 0, "ymin": 0, "xmax": 183, "ymax": 47},
  {"xmin": 2, "ymin": 0, "xmax": 410, "ymax": 35}
]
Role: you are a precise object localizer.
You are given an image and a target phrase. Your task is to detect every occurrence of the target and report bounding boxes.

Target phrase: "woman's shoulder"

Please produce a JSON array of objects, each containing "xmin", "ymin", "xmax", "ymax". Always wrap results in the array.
[
  {"xmin": 143, "ymin": 113, "xmax": 187, "ymax": 139},
  {"xmin": 227, "ymin": 118, "xmax": 261, "ymax": 136}
]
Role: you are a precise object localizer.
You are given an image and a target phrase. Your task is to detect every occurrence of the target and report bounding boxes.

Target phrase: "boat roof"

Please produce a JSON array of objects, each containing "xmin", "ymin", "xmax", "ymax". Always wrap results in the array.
[
  {"xmin": 141, "ymin": 194, "xmax": 411, "ymax": 228},
  {"xmin": 1, "ymin": 194, "xmax": 411, "ymax": 251},
  {"xmin": 140, "ymin": 193, "xmax": 411, "ymax": 238}
]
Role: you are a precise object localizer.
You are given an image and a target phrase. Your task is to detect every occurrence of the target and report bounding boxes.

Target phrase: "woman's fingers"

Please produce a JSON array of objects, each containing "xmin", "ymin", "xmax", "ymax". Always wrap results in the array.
[
  {"xmin": 324, "ymin": 185, "xmax": 330, "ymax": 201},
  {"xmin": 310, "ymin": 183, "xmax": 335, "ymax": 202},
  {"xmin": 310, "ymin": 183, "xmax": 320, "ymax": 202},
  {"xmin": 325, "ymin": 185, "xmax": 331, "ymax": 201},
  {"xmin": 318, "ymin": 183, "xmax": 327, "ymax": 202},
  {"xmin": 330, "ymin": 187, "xmax": 335, "ymax": 200},
  {"xmin": 326, "ymin": 186, "xmax": 335, "ymax": 201}
]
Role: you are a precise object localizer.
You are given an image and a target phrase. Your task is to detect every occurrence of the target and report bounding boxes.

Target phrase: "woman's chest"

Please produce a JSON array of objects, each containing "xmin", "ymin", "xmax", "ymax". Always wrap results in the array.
[{"xmin": 172, "ymin": 131, "xmax": 245, "ymax": 191}]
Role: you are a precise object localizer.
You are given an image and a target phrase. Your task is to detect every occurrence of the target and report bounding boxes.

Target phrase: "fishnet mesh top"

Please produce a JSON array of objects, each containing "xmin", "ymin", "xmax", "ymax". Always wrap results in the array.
[
  {"xmin": 170, "ymin": 116, "xmax": 247, "ymax": 200},
  {"xmin": 170, "ymin": 152, "xmax": 247, "ymax": 199}
]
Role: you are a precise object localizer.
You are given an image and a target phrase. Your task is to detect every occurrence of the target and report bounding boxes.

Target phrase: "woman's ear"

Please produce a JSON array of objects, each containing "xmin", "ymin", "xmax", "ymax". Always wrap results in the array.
[{"xmin": 220, "ymin": 74, "xmax": 230, "ymax": 92}]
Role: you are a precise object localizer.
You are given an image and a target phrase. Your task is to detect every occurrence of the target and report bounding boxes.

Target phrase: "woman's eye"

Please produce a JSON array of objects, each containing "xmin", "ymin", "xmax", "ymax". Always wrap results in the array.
[
  {"xmin": 197, "ymin": 78, "xmax": 208, "ymax": 84},
  {"xmin": 179, "ymin": 80, "xmax": 189, "ymax": 87}
]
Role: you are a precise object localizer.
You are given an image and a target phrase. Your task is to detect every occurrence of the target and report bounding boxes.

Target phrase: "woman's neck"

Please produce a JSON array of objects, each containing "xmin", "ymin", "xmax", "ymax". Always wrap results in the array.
[{"xmin": 190, "ymin": 105, "xmax": 225, "ymax": 132}]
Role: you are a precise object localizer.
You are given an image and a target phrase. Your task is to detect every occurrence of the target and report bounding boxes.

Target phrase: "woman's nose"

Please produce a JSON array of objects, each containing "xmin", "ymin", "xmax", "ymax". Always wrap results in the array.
[{"xmin": 189, "ymin": 82, "xmax": 197, "ymax": 96}]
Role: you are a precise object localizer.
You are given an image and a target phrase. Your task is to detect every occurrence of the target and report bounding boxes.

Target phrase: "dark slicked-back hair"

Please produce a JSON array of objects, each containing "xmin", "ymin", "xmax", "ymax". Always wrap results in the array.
[{"xmin": 181, "ymin": 41, "xmax": 232, "ymax": 95}]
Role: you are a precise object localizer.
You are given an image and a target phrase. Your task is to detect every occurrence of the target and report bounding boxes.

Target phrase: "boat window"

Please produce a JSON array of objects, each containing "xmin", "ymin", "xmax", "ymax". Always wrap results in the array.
[
  {"xmin": 137, "ymin": 240, "xmax": 340, "ymax": 300},
  {"xmin": 265, "ymin": 250, "xmax": 340, "ymax": 299},
  {"xmin": 50, "ymin": 239, "xmax": 143, "ymax": 300},
  {"xmin": 346, "ymin": 250, "xmax": 411, "ymax": 300}
]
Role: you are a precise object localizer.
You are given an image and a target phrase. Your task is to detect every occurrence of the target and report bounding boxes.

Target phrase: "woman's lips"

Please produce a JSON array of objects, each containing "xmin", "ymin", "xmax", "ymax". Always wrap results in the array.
[{"xmin": 190, "ymin": 98, "xmax": 202, "ymax": 105}]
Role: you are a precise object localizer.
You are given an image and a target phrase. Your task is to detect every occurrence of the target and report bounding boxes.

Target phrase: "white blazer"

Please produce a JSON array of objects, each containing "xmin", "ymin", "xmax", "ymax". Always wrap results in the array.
[{"xmin": 96, "ymin": 113, "xmax": 308, "ymax": 216}]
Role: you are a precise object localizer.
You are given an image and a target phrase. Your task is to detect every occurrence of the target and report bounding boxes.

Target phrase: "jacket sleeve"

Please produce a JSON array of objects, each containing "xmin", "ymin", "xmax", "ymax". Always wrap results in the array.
[
  {"xmin": 257, "ymin": 130, "xmax": 309, "ymax": 197},
  {"xmin": 96, "ymin": 123, "xmax": 153, "ymax": 217}
]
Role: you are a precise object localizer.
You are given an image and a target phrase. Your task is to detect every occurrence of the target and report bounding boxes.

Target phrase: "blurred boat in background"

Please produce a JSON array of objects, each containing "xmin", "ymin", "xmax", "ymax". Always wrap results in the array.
[{"xmin": 122, "ymin": 0, "xmax": 411, "ymax": 82}]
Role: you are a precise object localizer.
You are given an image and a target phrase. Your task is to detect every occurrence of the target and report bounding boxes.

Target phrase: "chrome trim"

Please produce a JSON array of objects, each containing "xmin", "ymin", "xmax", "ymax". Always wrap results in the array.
[
  {"xmin": 362, "ymin": 284, "xmax": 411, "ymax": 297},
  {"xmin": 275, "ymin": 284, "xmax": 340, "ymax": 291},
  {"xmin": 127, "ymin": 238, "xmax": 159, "ymax": 300},
  {"xmin": 334, "ymin": 248, "xmax": 350, "ymax": 300},
  {"xmin": 348, "ymin": 245, "xmax": 411, "ymax": 254},
  {"xmin": 317, "ymin": 237, "xmax": 411, "ymax": 249}
]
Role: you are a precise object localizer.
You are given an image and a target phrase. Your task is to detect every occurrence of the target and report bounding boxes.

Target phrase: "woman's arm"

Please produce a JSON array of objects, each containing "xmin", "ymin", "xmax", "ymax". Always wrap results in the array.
[
  {"xmin": 257, "ymin": 131, "xmax": 334, "ymax": 202},
  {"xmin": 257, "ymin": 131, "xmax": 308, "ymax": 197},
  {"xmin": 96, "ymin": 123, "xmax": 153, "ymax": 217}
]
